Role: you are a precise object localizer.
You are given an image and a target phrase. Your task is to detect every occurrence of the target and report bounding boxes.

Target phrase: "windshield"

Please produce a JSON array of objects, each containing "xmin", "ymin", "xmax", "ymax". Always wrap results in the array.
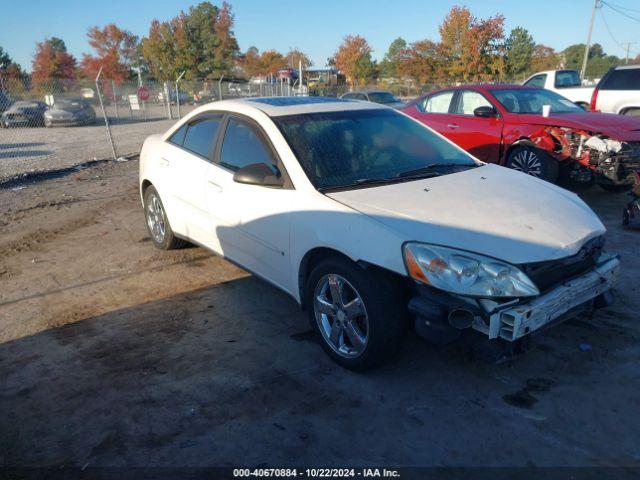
[
  {"xmin": 13, "ymin": 101, "xmax": 40, "ymax": 109},
  {"xmin": 492, "ymin": 88, "xmax": 583, "ymax": 114},
  {"xmin": 54, "ymin": 99, "xmax": 85, "ymax": 109},
  {"xmin": 368, "ymin": 92, "xmax": 399, "ymax": 104},
  {"xmin": 274, "ymin": 109, "xmax": 477, "ymax": 191}
]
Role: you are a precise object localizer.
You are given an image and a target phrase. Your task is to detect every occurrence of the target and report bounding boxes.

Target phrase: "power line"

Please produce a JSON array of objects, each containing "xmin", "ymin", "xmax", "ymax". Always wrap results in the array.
[
  {"xmin": 599, "ymin": 8, "xmax": 626, "ymax": 50},
  {"xmin": 601, "ymin": 1, "xmax": 640, "ymax": 23},
  {"xmin": 601, "ymin": 1, "xmax": 640, "ymax": 14}
]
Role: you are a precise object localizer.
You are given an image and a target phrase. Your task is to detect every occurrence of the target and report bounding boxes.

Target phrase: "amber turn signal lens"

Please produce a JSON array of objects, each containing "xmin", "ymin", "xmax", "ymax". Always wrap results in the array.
[{"xmin": 405, "ymin": 248, "xmax": 429, "ymax": 284}]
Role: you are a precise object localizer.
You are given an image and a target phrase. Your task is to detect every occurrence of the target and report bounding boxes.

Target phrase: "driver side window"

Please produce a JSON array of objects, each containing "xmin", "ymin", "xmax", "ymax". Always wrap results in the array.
[{"xmin": 219, "ymin": 118, "xmax": 277, "ymax": 172}]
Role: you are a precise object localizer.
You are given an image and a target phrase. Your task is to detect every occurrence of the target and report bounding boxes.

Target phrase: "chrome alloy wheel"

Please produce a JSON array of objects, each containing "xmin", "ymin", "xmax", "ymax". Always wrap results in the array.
[
  {"xmin": 314, "ymin": 274, "xmax": 369, "ymax": 358},
  {"xmin": 146, "ymin": 193, "xmax": 166, "ymax": 243},
  {"xmin": 510, "ymin": 149, "xmax": 542, "ymax": 177}
]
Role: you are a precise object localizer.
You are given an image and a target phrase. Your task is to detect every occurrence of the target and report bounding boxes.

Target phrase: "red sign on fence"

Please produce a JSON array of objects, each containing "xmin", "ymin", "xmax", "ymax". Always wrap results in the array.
[{"xmin": 137, "ymin": 86, "xmax": 150, "ymax": 102}]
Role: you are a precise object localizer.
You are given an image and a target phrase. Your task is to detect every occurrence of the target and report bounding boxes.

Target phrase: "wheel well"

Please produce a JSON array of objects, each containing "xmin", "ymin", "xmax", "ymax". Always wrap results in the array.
[
  {"xmin": 141, "ymin": 179, "xmax": 152, "ymax": 197},
  {"xmin": 297, "ymin": 247, "xmax": 405, "ymax": 310},
  {"xmin": 503, "ymin": 139, "xmax": 536, "ymax": 165}
]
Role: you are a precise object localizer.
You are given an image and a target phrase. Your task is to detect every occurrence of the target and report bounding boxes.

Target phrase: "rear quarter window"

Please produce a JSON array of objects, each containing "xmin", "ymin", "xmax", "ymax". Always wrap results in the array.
[{"xmin": 601, "ymin": 69, "xmax": 640, "ymax": 90}]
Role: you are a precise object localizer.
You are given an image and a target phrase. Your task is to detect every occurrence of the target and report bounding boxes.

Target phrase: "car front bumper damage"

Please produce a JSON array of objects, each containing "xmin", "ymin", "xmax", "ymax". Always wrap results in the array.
[
  {"xmin": 484, "ymin": 254, "xmax": 619, "ymax": 341},
  {"xmin": 409, "ymin": 253, "xmax": 619, "ymax": 343}
]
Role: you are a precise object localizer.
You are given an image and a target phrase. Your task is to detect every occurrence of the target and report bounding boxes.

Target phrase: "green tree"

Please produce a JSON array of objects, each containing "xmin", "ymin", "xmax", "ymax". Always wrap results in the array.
[
  {"xmin": 0, "ymin": 45, "xmax": 24, "ymax": 80},
  {"xmin": 379, "ymin": 37, "xmax": 407, "ymax": 78},
  {"xmin": 562, "ymin": 43, "xmax": 606, "ymax": 71},
  {"xmin": 141, "ymin": 1, "xmax": 239, "ymax": 80},
  {"xmin": 505, "ymin": 27, "xmax": 534, "ymax": 77}
]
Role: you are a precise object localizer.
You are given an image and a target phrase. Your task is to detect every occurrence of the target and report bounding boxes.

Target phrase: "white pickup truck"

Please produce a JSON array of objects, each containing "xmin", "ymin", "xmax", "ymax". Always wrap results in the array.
[{"xmin": 523, "ymin": 69, "xmax": 594, "ymax": 109}]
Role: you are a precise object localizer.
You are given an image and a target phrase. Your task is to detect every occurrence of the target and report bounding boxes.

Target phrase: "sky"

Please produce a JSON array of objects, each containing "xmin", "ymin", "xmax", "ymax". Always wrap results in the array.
[{"xmin": 1, "ymin": 0, "xmax": 639, "ymax": 72}]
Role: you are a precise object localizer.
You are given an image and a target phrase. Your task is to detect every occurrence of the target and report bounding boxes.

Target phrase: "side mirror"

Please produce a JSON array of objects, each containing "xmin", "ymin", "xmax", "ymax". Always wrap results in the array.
[
  {"xmin": 233, "ymin": 163, "xmax": 284, "ymax": 188},
  {"xmin": 474, "ymin": 106, "xmax": 498, "ymax": 118}
]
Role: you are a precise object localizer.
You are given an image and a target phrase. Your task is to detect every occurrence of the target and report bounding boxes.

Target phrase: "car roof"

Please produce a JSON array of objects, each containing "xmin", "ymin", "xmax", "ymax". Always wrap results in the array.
[
  {"xmin": 614, "ymin": 64, "xmax": 640, "ymax": 70},
  {"xmin": 207, "ymin": 96, "xmax": 387, "ymax": 117}
]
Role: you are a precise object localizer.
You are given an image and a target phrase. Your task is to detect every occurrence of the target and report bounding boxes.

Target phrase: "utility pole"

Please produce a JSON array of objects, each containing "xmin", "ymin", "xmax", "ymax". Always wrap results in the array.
[
  {"xmin": 624, "ymin": 42, "xmax": 637, "ymax": 64},
  {"xmin": 580, "ymin": 0, "xmax": 600, "ymax": 81}
]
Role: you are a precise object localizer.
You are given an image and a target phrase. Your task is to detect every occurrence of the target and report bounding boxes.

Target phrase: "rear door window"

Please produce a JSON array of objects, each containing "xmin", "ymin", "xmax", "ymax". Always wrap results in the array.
[
  {"xmin": 182, "ymin": 116, "xmax": 222, "ymax": 158},
  {"xmin": 420, "ymin": 91, "xmax": 455, "ymax": 113},
  {"xmin": 600, "ymin": 69, "xmax": 640, "ymax": 90},
  {"xmin": 168, "ymin": 124, "xmax": 188, "ymax": 146}
]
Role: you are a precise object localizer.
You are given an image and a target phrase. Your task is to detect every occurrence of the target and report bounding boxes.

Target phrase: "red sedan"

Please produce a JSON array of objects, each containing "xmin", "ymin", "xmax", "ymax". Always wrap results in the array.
[{"xmin": 402, "ymin": 85, "xmax": 640, "ymax": 191}]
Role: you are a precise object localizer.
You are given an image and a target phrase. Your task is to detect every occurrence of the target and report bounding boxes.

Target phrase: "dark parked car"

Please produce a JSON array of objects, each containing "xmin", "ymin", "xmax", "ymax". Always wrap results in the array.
[
  {"xmin": 44, "ymin": 98, "xmax": 96, "ymax": 127},
  {"xmin": 1, "ymin": 100, "xmax": 48, "ymax": 128},
  {"xmin": 0, "ymin": 91, "xmax": 12, "ymax": 115},
  {"xmin": 340, "ymin": 90, "xmax": 405, "ymax": 109}
]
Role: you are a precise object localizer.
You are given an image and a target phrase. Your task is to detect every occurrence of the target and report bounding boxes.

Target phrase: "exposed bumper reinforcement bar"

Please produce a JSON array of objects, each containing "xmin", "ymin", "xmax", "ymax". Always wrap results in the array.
[{"xmin": 487, "ymin": 255, "xmax": 620, "ymax": 341}]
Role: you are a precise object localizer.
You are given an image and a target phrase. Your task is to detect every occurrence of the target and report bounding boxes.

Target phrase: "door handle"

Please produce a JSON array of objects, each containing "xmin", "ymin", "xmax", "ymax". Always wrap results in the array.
[
  {"xmin": 159, "ymin": 157, "xmax": 170, "ymax": 167},
  {"xmin": 447, "ymin": 124, "xmax": 459, "ymax": 129},
  {"xmin": 207, "ymin": 180, "xmax": 223, "ymax": 192}
]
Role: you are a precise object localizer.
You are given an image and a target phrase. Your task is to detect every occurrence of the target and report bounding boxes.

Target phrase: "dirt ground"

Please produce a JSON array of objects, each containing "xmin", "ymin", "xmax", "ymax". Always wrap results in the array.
[{"xmin": 1, "ymin": 159, "xmax": 639, "ymax": 471}]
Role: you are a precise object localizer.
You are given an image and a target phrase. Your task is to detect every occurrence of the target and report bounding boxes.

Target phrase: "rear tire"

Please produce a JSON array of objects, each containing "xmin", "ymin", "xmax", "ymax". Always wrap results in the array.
[
  {"xmin": 305, "ymin": 257, "xmax": 405, "ymax": 371},
  {"xmin": 143, "ymin": 185, "xmax": 187, "ymax": 250},
  {"xmin": 506, "ymin": 145, "xmax": 559, "ymax": 184}
]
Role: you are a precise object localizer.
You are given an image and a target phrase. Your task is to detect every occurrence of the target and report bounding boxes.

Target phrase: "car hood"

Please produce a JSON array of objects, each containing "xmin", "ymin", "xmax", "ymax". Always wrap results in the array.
[
  {"xmin": 326, "ymin": 164, "xmax": 605, "ymax": 265},
  {"xmin": 516, "ymin": 112, "xmax": 640, "ymax": 140}
]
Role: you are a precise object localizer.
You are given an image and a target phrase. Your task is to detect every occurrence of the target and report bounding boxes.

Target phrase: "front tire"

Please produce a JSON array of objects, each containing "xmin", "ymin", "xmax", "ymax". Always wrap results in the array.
[
  {"xmin": 506, "ymin": 145, "xmax": 559, "ymax": 184},
  {"xmin": 143, "ymin": 185, "xmax": 187, "ymax": 250},
  {"xmin": 305, "ymin": 257, "xmax": 405, "ymax": 371}
]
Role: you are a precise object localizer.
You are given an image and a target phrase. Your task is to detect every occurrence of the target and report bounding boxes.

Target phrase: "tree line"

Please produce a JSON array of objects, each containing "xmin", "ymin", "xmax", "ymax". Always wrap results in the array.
[{"xmin": 1, "ymin": 2, "xmax": 638, "ymax": 90}]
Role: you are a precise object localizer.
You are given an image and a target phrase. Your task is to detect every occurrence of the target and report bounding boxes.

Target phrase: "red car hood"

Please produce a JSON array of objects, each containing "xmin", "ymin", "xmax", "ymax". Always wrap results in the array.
[{"xmin": 514, "ymin": 112, "xmax": 640, "ymax": 141}]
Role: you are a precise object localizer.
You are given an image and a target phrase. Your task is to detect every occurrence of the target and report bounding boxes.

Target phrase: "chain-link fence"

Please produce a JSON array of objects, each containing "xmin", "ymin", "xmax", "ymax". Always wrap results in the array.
[
  {"xmin": 0, "ymin": 70, "xmax": 612, "ymax": 182},
  {"xmin": 0, "ymin": 75, "xmax": 322, "ymax": 181}
]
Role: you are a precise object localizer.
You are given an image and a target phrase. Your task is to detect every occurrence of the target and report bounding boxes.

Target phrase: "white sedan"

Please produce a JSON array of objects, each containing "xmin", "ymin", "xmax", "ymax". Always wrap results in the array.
[{"xmin": 139, "ymin": 97, "xmax": 619, "ymax": 370}]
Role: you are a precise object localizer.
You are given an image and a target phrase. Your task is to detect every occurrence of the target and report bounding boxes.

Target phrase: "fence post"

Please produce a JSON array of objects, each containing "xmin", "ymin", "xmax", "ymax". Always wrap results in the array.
[
  {"xmin": 95, "ymin": 67, "xmax": 117, "ymax": 160},
  {"xmin": 111, "ymin": 80, "xmax": 119, "ymax": 120},
  {"xmin": 175, "ymin": 71, "xmax": 185, "ymax": 120},
  {"xmin": 218, "ymin": 75, "xmax": 224, "ymax": 101}
]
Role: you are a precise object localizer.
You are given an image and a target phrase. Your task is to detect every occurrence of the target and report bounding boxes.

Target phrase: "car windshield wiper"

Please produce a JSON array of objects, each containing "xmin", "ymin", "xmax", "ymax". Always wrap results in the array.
[
  {"xmin": 318, "ymin": 177, "xmax": 399, "ymax": 192},
  {"xmin": 396, "ymin": 162, "xmax": 478, "ymax": 178}
]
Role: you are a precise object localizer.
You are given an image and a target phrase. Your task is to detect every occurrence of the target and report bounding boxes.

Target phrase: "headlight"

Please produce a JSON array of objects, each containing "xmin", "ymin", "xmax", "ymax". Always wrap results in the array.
[{"xmin": 403, "ymin": 243, "xmax": 539, "ymax": 298}]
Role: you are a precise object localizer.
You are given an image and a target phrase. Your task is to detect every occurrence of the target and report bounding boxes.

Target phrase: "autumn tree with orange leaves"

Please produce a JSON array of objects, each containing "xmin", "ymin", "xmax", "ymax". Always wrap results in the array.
[
  {"xmin": 397, "ymin": 39, "xmax": 440, "ymax": 85},
  {"xmin": 81, "ymin": 24, "xmax": 139, "ymax": 83},
  {"xmin": 31, "ymin": 37, "xmax": 77, "ymax": 91},
  {"xmin": 333, "ymin": 35, "xmax": 375, "ymax": 86},
  {"xmin": 438, "ymin": 6, "xmax": 505, "ymax": 81},
  {"xmin": 259, "ymin": 50, "xmax": 288, "ymax": 75}
]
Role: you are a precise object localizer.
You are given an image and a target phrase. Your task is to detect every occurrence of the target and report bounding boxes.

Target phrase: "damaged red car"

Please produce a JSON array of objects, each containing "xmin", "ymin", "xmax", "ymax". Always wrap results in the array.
[{"xmin": 402, "ymin": 85, "xmax": 640, "ymax": 191}]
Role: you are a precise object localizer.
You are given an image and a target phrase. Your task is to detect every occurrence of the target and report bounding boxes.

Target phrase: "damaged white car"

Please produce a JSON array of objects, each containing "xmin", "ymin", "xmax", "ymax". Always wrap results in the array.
[{"xmin": 139, "ymin": 97, "xmax": 619, "ymax": 370}]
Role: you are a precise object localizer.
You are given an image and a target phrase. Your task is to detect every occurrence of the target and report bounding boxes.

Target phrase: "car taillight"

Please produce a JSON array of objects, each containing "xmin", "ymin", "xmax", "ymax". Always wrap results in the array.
[{"xmin": 590, "ymin": 88, "xmax": 599, "ymax": 112}]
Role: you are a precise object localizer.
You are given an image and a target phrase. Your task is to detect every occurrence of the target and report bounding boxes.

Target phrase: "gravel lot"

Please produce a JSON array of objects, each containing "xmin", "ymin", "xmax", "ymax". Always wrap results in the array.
[
  {"xmin": 0, "ymin": 104, "xmax": 195, "ymax": 180},
  {"xmin": 1, "ymin": 159, "xmax": 639, "ymax": 473}
]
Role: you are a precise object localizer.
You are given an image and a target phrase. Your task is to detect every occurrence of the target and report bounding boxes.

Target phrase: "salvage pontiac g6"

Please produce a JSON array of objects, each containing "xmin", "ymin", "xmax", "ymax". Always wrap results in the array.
[
  {"xmin": 403, "ymin": 85, "xmax": 640, "ymax": 191},
  {"xmin": 139, "ymin": 97, "xmax": 619, "ymax": 370}
]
